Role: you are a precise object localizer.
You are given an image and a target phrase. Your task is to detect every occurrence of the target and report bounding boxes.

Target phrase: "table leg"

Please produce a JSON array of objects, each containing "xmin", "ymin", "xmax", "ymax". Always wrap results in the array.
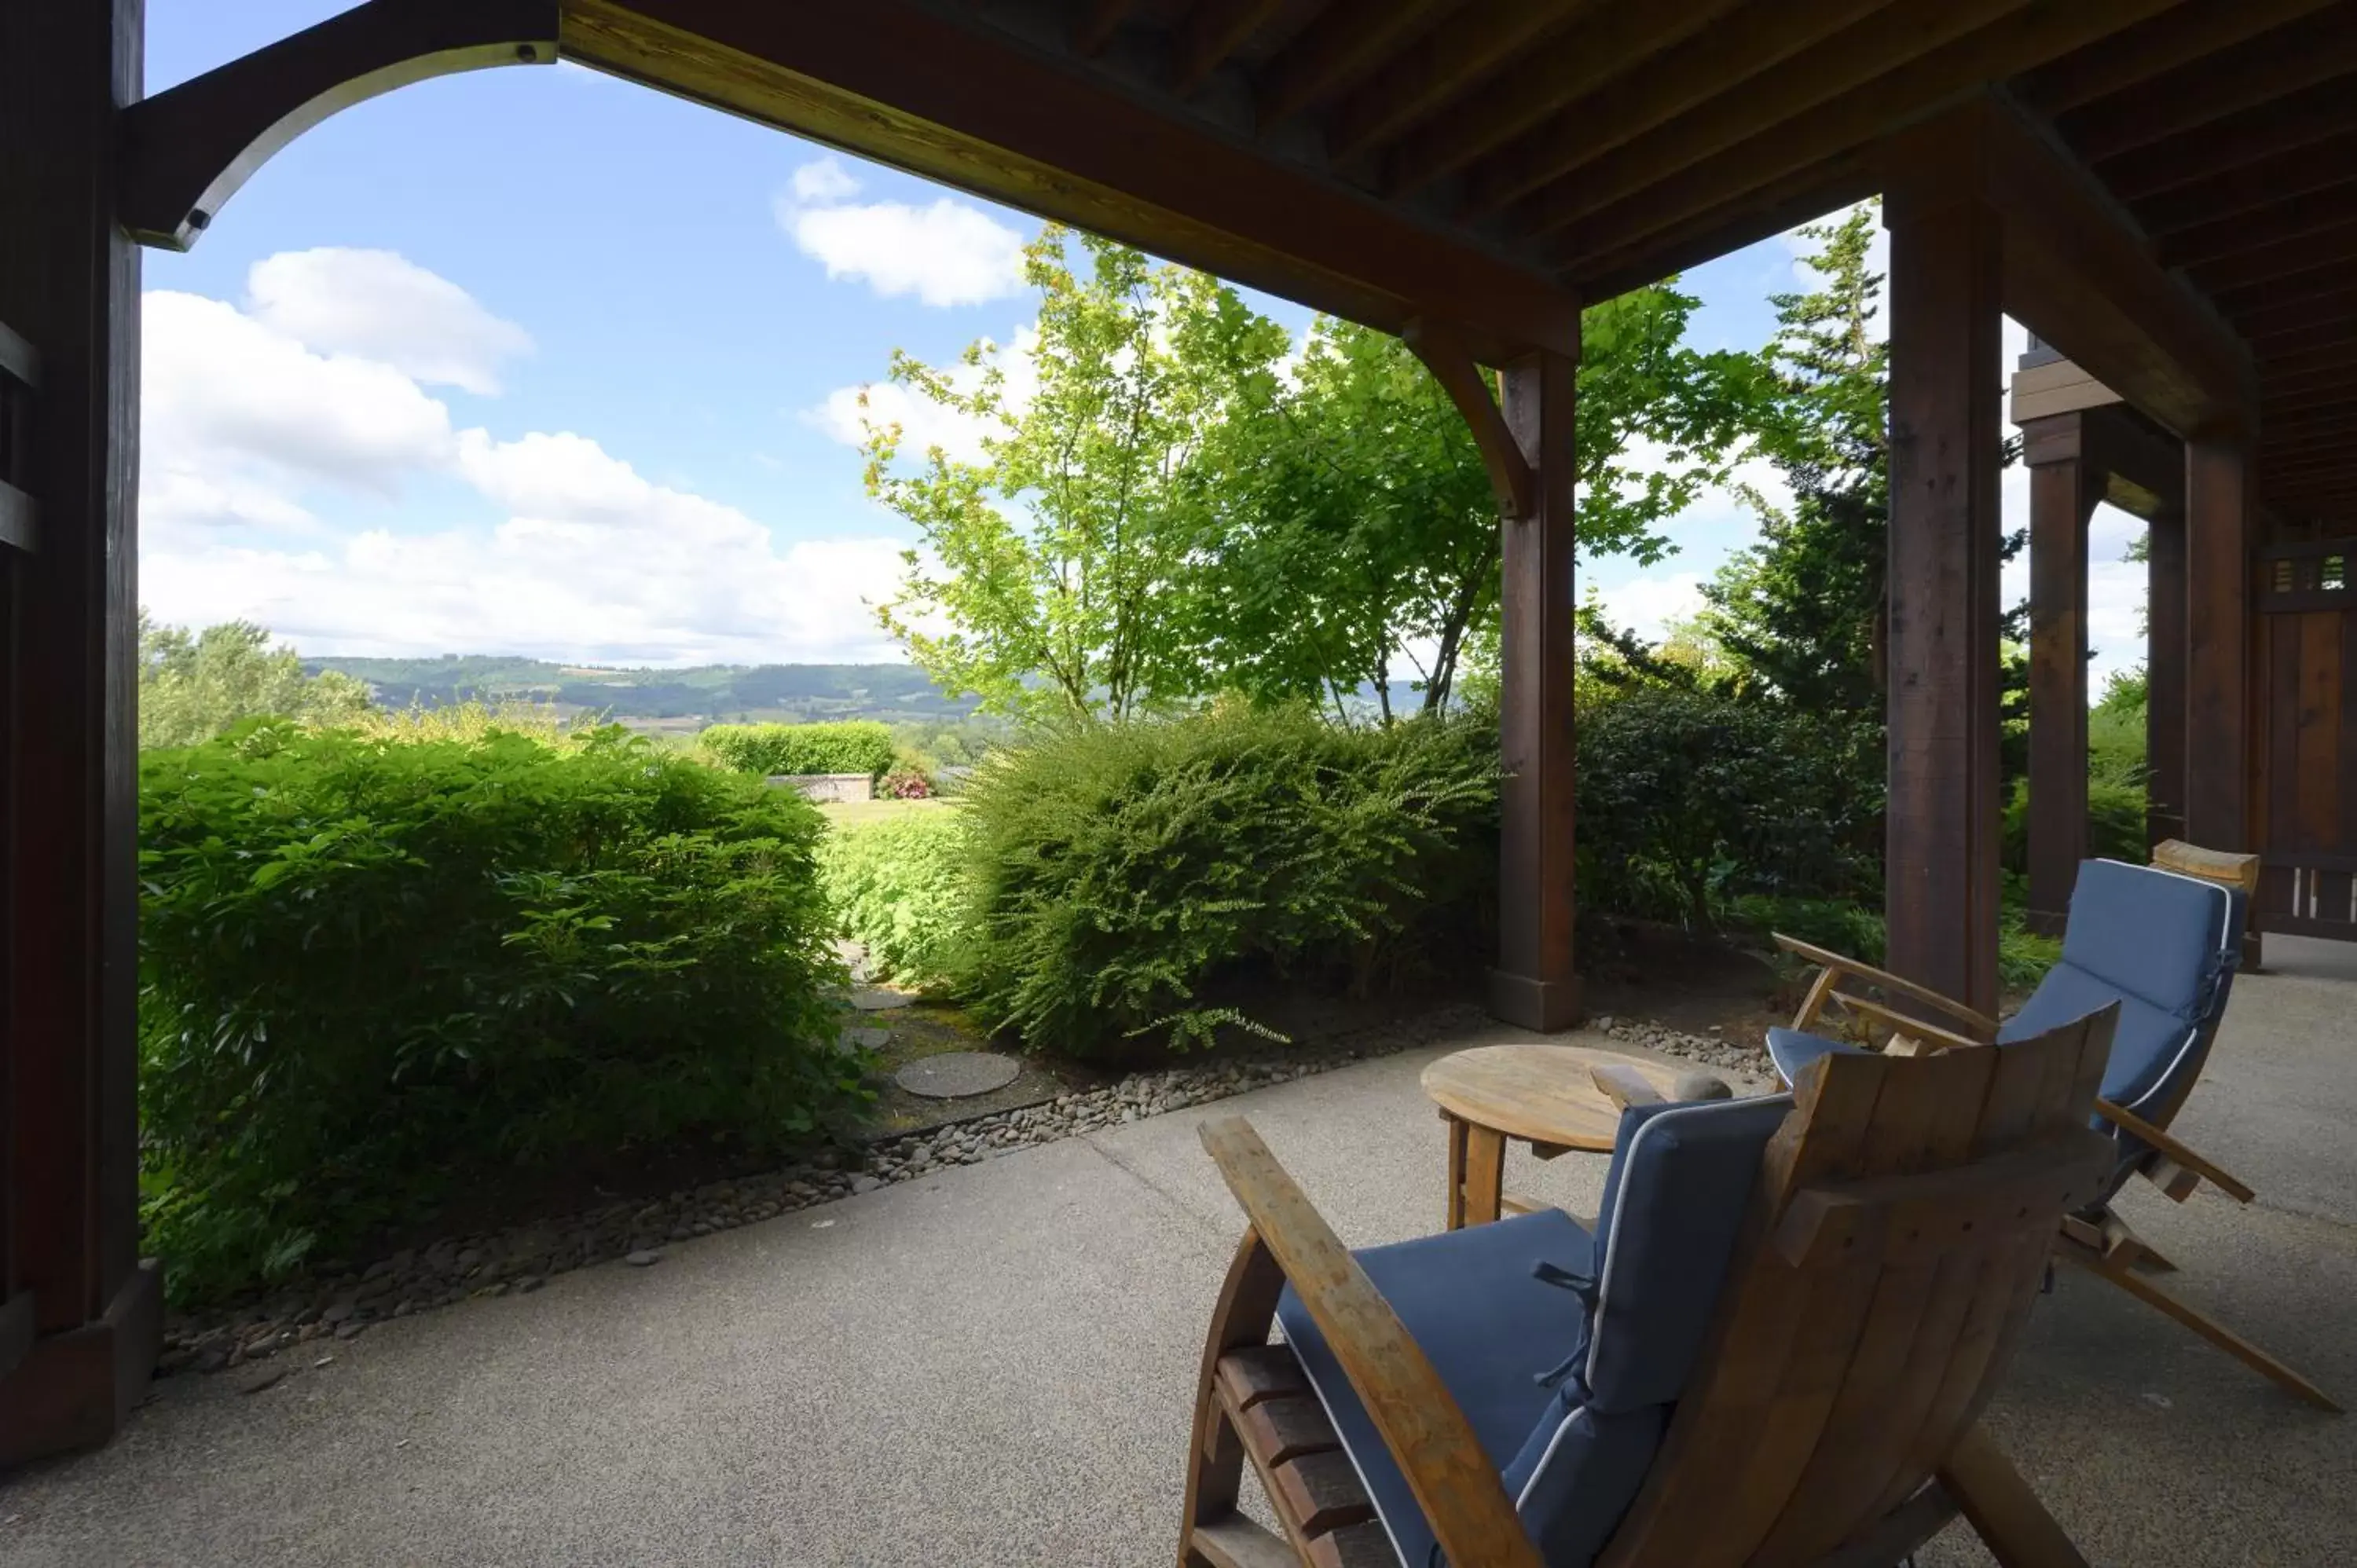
[
  {"xmin": 1457, "ymin": 1123, "xmax": 1507, "ymax": 1229},
  {"xmin": 1444, "ymin": 1114, "xmax": 1469, "ymax": 1230}
]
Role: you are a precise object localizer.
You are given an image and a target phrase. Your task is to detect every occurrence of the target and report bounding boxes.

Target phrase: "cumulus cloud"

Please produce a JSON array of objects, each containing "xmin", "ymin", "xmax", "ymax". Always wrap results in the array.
[
  {"xmin": 246, "ymin": 247, "xmax": 532, "ymax": 394},
  {"xmin": 139, "ymin": 253, "xmax": 916, "ymax": 665},
  {"xmin": 776, "ymin": 156, "xmax": 1027, "ymax": 307},
  {"xmin": 808, "ymin": 323, "xmax": 1041, "ymax": 466}
]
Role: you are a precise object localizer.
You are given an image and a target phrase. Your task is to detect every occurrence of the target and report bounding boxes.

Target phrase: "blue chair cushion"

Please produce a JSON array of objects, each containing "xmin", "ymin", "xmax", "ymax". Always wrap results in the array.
[
  {"xmin": 1996, "ymin": 962, "xmax": 2195, "ymax": 1113},
  {"xmin": 2047, "ymin": 859, "xmax": 2235, "ymax": 1020},
  {"xmin": 1277, "ymin": 1209, "xmax": 1610, "ymax": 1568},
  {"xmin": 1582, "ymin": 1094, "xmax": 1793, "ymax": 1413}
]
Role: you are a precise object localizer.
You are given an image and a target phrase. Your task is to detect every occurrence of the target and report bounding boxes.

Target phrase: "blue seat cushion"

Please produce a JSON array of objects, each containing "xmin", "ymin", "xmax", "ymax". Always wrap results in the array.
[
  {"xmin": 1996, "ymin": 962, "xmax": 2195, "ymax": 1113},
  {"xmin": 2045, "ymin": 859, "xmax": 2234, "ymax": 1021},
  {"xmin": 1277, "ymin": 1209, "xmax": 1614, "ymax": 1568}
]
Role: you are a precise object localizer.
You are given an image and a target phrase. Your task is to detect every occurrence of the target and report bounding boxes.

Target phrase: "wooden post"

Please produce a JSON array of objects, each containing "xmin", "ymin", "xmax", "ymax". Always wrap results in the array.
[
  {"xmin": 0, "ymin": 0, "xmax": 159, "ymax": 1464},
  {"xmin": 1885, "ymin": 188, "xmax": 2005, "ymax": 1020},
  {"xmin": 1492, "ymin": 346, "xmax": 1579, "ymax": 1031},
  {"xmin": 2183, "ymin": 438, "xmax": 2257, "ymax": 967},
  {"xmin": 2024, "ymin": 413, "xmax": 2095, "ymax": 936},
  {"xmin": 2145, "ymin": 502, "xmax": 2188, "ymax": 851}
]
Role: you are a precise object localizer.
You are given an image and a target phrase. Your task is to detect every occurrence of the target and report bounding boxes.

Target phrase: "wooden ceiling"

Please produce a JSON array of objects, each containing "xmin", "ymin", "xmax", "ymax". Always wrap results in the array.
[{"xmin": 565, "ymin": 0, "xmax": 2354, "ymax": 520}]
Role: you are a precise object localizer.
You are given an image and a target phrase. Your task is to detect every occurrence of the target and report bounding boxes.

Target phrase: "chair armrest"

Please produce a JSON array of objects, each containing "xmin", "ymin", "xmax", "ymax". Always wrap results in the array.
[
  {"xmin": 1827, "ymin": 994, "xmax": 1994, "ymax": 1056},
  {"xmin": 1198, "ymin": 1118, "xmax": 1544, "ymax": 1568},
  {"xmin": 2093, "ymin": 1101, "xmax": 2256, "ymax": 1204},
  {"xmin": 1590, "ymin": 1061, "xmax": 1664, "ymax": 1112},
  {"xmin": 1772, "ymin": 935, "xmax": 2001, "ymax": 1039}
]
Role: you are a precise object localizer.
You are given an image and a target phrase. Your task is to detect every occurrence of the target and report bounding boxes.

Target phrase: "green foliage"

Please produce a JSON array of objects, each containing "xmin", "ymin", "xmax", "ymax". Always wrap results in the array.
[
  {"xmin": 953, "ymin": 707, "xmax": 1498, "ymax": 1056},
  {"xmin": 1728, "ymin": 895, "xmax": 2060, "ymax": 992},
  {"xmin": 699, "ymin": 720, "xmax": 898, "ymax": 779},
  {"xmin": 140, "ymin": 613, "xmax": 374, "ymax": 749},
  {"xmin": 819, "ymin": 809, "xmax": 971, "ymax": 986},
  {"xmin": 1574, "ymin": 683, "xmax": 1884, "ymax": 932},
  {"xmin": 137, "ymin": 724, "xmax": 858, "ymax": 1303},
  {"xmin": 2003, "ymin": 777, "xmax": 2150, "ymax": 873}
]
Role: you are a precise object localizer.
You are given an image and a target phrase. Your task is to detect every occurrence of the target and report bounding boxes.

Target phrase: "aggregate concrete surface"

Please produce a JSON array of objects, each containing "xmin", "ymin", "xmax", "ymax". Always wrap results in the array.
[{"xmin": 3, "ymin": 947, "xmax": 2352, "ymax": 1566}]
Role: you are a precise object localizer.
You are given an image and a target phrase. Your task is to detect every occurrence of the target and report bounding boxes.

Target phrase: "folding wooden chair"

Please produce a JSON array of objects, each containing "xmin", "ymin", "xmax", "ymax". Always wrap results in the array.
[
  {"xmin": 1178, "ymin": 1010, "xmax": 2120, "ymax": 1567},
  {"xmin": 1767, "ymin": 846, "xmax": 2338, "ymax": 1412}
]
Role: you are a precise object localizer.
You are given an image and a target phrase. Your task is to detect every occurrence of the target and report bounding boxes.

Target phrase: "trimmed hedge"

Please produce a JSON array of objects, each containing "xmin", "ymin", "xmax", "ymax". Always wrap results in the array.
[
  {"xmin": 138, "ymin": 722, "xmax": 860, "ymax": 1304},
  {"xmin": 700, "ymin": 720, "xmax": 897, "ymax": 780},
  {"xmin": 819, "ymin": 808, "xmax": 971, "ymax": 987},
  {"xmin": 954, "ymin": 707, "xmax": 1497, "ymax": 1056}
]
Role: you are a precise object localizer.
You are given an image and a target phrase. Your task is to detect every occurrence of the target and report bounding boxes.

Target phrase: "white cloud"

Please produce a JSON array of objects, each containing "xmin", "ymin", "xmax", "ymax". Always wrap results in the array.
[
  {"xmin": 246, "ymin": 247, "xmax": 531, "ymax": 394},
  {"xmin": 809, "ymin": 323, "xmax": 1041, "ymax": 465},
  {"xmin": 139, "ymin": 258, "xmax": 918, "ymax": 665},
  {"xmin": 1597, "ymin": 572, "xmax": 1710, "ymax": 643},
  {"xmin": 775, "ymin": 158, "xmax": 1026, "ymax": 307}
]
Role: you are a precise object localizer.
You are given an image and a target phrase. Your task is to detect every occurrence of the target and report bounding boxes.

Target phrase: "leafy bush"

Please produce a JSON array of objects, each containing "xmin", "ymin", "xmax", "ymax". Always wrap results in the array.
[
  {"xmin": 878, "ymin": 761, "xmax": 933, "ymax": 800},
  {"xmin": 138, "ymin": 722, "xmax": 859, "ymax": 1303},
  {"xmin": 819, "ymin": 808, "xmax": 970, "ymax": 986},
  {"xmin": 955, "ymin": 707, "xmax": 1497, "ymax": 1056},
  {"xmin": 700, "ymin": 720, "xmax": 897, "ymax": 780},
  {"xmin": 2002, "ymin": 776, "xmax": 2149, "ymax": 872},
  {"xmin": 1729, "ymin": 895, "xmax": 2060, "ymax": 994},
  {"xmin": 1576, "ymin": 683, "xmax": 1883, "ymax": 930}
]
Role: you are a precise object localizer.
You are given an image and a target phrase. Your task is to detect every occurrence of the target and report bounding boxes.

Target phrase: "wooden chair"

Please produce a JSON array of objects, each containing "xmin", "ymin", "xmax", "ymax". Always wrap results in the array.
[
  {"xmin": 1178, "ymin": 1010, "xmax": 2120, "ymax": 1568},
  {"xmin": 1767, "ymin": 845, "xmax": 2339, "ymax": 1412}
]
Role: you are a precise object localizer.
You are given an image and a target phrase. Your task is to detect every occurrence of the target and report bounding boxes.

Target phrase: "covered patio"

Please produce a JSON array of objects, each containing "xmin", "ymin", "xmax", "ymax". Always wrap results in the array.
[
  {"xmin": 2, "ymin": 938, "xmax": 2352, "ymax": 1563},
  {"xmin": 6, "ymin": 0, "xmax": 2357, "ymax": 1497}
]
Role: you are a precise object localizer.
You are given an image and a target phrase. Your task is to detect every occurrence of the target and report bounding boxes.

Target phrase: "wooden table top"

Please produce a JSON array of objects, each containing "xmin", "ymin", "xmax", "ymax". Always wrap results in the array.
[{"xmin": 1420, "ymin": 1044, "xmax": 1689, "ymax": 1151}]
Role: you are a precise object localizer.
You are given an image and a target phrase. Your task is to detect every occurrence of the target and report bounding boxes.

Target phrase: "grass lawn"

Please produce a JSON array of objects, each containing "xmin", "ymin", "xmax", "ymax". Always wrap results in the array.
[{"xmin": 817, "ymin": 797, "xmax": 960, "ymax": 829}]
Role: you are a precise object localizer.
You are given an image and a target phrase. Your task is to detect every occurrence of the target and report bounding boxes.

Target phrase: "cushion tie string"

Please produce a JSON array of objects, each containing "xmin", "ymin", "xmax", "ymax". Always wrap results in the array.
[{"xmin": 1528, "ymin": 1258, "xmax": 1597, "ymax": 1390}]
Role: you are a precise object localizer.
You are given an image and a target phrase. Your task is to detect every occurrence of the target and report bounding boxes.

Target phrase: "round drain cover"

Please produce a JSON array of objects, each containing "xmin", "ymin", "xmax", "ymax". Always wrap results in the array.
[{"xmin": 894, "ymin": 1051, "xmax": 1021, "ymax": 1099}]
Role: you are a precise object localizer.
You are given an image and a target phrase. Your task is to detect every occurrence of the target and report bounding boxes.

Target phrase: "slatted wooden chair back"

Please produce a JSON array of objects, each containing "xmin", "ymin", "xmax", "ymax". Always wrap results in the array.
[{"xmin": 1596, "ymin": 1006, "xmax": 2120, "ymax": 1568}]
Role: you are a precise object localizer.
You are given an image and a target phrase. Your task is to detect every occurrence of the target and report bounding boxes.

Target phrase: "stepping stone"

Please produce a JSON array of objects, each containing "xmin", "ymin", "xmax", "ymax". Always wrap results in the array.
[
  {"xmin": 830, "ymin": 938, "xmax": 871, "ymax": 983},
  {"xmin": 893, "ymin": 1052, "xmax": 1021, "ymax": 1100},
  {"xmin": 849, "ymin": 986, "xmax": 915, "ymax": 1011},
  {"xmin": 834, "ymin": 1026, "xmax": 890, "ymax": 1057}
]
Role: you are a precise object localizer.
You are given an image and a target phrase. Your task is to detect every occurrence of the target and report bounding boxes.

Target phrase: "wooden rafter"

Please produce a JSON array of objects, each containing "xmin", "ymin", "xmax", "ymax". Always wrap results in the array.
[
  {"xmin": 1255, "ymin": 0, "xmax": 1461, "ymax": 126},
  {"xmin": 1172, "ymin": 0, "xmax": 1289, "ymax": 96},
  {"xmin": 1381, "ymin": 0, "xmax": 1750, "ymax": 201},
  {"xmin": 1071, "ymin": 0, "xmax": 1136, "ymax": 57},
  {"xmin": 2251, "ymin": 314, "xmax": 2357, "ymax": 357},
  {"xmin": 1569, "ymin": 151, "xmax": 1879, "ymax": 299},
  {"xmin": 2190, "ymin": 220, "xmax": 2357, "ymax": 294},
  {"xmin": 2158, "ymin": 181, "xmax": 2357, "ymax": 268},
  {"xmin": 2023, "ymin": 0, "xmax": 2343, "ymax": 115},
  {"xmin": 2064, "ymin": 9, "xmax": 2357, "ymax": 163},
  {"xmin": 2138, "ymin": 134, "xmax": 2357, "ymax": 236},
  {"xmin": 2230, "ymin": 271, "xmax": 2357, "ymax": 325},
  {"xmin": 1321, "ymin": 0, "xmax": 1590, "ymax": 160},
  {"xmin": 2103, "ymin": 77, "xmax": 2357, "ymax": 202},
  {"xmin": 1534, "ymin": 0, "xmax": 2184, "ymax": 261},
  {"xmin": 2268, "ymin": 361, "xmax": 2357, "ymax": 398}
]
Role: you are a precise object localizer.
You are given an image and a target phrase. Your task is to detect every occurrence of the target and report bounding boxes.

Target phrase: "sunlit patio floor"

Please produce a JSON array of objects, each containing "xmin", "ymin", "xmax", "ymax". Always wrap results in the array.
[{"xmin": 4, "ymin": 942, "xmax": 2354, "ymax": 1567}]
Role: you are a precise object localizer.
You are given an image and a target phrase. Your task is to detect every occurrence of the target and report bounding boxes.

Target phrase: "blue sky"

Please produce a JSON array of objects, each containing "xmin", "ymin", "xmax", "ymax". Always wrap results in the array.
[{"xmin": 143, "ymin": 2, "xmax": 2145, "ymax": 681}]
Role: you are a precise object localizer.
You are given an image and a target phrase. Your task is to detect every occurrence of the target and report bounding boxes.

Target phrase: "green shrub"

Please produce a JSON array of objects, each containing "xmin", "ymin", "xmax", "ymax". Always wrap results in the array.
[
  {"xmin": 699, "ymin": 720, "xmax": 897, "ymax": 780},
  {"xmin": 955, "ymin": 707, "xmax": 1497, "ymax": 1056},
  {"xmin": 1576, "ymin": 683, "xmax": 1883, "ymax": 929},
  {"xmin": 2002, "ymin": 776, "xmax": 2149, "ymax": 872},
  {"xmin": 138, "ymin": 722, "xmax": 860, "ymax": 1304},
  {"xmin": 819, "ymin": 808, "xmax": 970, "ymax": 986}
]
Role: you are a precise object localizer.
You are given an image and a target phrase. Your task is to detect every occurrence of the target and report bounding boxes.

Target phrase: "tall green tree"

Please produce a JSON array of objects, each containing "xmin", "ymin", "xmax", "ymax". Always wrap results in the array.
[
  {"xmin": 865, "ymin": 227, "xmax": 1287, "ymax": 724},
  {"xmin": 138, "ymin": 614, "xmax": 373, "ymax": 749},
  {"xmin": 1702, "ymin": 204, "xmax": 1890, "ymax": 715}
]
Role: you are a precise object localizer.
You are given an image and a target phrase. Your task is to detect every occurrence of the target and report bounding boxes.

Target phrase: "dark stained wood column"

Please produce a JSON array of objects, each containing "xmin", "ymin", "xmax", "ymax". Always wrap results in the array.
[
  {"xmin": 0, "ymin": 0, "xmax": 158, "ymax": 1464},
  {"xmin": 2144, "ymin": 502, "xmax": 2188, "ymax": 851},
  {"xmin": 2024, "ymin": 413, "xmax": 2096, "ymax": 936},
  {"xmin": 2184, "ymin": 439, "xmax": 2253, "ymax": 856},
  {"xmin": 1492, "ymin": 346, "xmax": 1579, "ymax": 1031},
  {"xmin": 1885, "ymin": 188, "xmax": 2005, "ymax": 1019}
]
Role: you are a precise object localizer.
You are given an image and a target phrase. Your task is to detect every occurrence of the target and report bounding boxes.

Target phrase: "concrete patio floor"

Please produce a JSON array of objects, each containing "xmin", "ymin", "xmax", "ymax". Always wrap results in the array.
[{"xmin": 4, "ymin": 941, "xmax": 2353, "ymax": 1567}]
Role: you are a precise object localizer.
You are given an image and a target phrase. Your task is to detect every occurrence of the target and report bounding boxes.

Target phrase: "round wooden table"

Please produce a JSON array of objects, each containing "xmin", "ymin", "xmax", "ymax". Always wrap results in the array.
[{"xmin": 1420, "ymin": 1044, "xmax": 1688, "ymax": 1229}]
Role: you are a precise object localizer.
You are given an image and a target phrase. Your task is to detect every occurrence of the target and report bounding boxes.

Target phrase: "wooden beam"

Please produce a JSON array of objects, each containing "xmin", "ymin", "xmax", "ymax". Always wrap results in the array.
[
  {"xmin": 2023, "ymin": 413, "xmax": 2096, "ymax": 936},
  {"xmin": 2190, "ymin": 220, "xmax": 2357, "ymax": 295},
  {"xmin": 2064, "ymin": 8, "xmax": 2357, "ymax": 163},
  {"xmin": 118, "ymin": 0, "xmax": 558, "ymax": 251},
  {"xmin": 2184, "ymin": 440, "xmax": 2253, "ymax": 855},
  {"xmin": 560, "ymin": 0, "xmax": 1582, "ymax": 361},
  {"xmin": 1255, "ymin": 0, "xmax": 1461, "ymax": 126},
  {"xmin": 2103, "ymin": 77, "xmax": 2357, "ymax": 203},
  {"xmin": 1885, "ymin": 187, "xmax": 2007, "ymax": 1019},
  {"xmin": 1172, "ymin": 0, "xmax": 1288, "ymax": 97},
  {"xmin": 2158, "ymin": 182, "xmax": 2357, "ymax": 269},
  {"xmin": 1322, "ymin": 0, "xmax": 1591, "ymax": 161},
  {"xmin": 1071, "ymin": 0, "xmax": 1135, "ymax": 57},
  {"xmin": 1571, "ymin": 152, "xmax": 1881, "ymax": 299},
  {"xmin": 2023, "ymin": 0, "xmax": 2343, "ymax": 115},
  {"xmin": 0, "ymin": 0, "xmax": 161, "ymax": 1467},
  {"xmin": 1491, "ymin": 344, "xmax": 1581, "ymax": 1031},
  {"xmin": 1380, "ymin": 0, "xmax": 1751, "ymax": 201},
  {"xmin": 2146, "ymin": 503, "xmax": 2188, "ymax": 849},
  {"xmin": 2232, "ymin": 277, "xmax": 2357, "ymax": 335},
  {"xmin": 2136, "ymin": 134, "xmax": 2357, "ymax": 239},
  {"xmin": 1402, "ymin": 320, "xmax": 1535, "ymax": 520},
  {"xmin": 1511, "ymin": 0, "xmax": 2041, "ymax": 238}
]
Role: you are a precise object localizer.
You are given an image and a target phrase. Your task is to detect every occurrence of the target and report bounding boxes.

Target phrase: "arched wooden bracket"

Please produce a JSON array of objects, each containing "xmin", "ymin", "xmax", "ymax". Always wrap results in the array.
[
  {"xmin": 1402, "ymin": 318, "xmax": 1536, "ymax": 521},
  {"xmin": 119, "ymin": 0, "xmax": 559, "ymax": 251}
]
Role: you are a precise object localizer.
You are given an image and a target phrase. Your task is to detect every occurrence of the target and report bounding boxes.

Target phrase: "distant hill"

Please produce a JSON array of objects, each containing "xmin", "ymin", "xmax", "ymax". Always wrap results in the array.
[{"xmin": 303, "ymin": 655, "xmax": 979, "ymax": 730}]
